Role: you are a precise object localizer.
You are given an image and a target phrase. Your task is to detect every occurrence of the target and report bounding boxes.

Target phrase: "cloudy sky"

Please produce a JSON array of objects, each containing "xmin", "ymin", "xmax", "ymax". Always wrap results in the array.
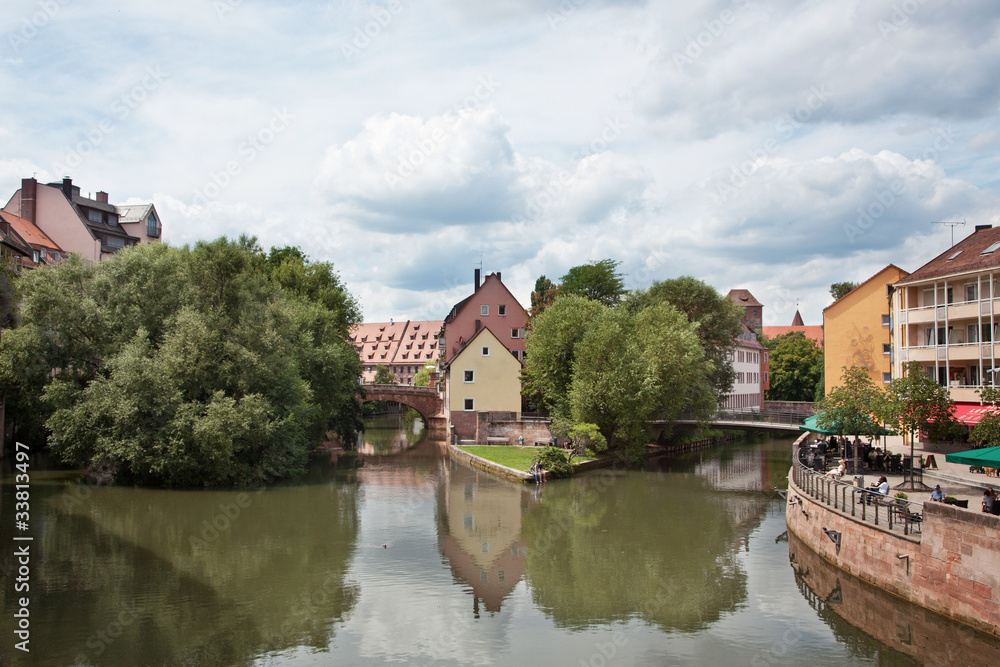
[{"xmin": 2, "ymin": 0, "xmax": 998, "ymax": 325}]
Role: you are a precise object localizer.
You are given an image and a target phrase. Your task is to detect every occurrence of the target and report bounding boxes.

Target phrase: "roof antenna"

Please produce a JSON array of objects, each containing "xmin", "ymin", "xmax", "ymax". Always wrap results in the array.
[{"xmin": 932, "ymin": 220, "xmax": 966, "ymax": 247}]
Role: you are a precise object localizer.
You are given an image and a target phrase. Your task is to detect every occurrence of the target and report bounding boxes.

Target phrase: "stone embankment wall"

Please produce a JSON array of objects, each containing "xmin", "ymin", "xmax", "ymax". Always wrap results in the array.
[
  {"xmin": 787, "ymin": 470, "xmax": 1000, "ymax": 636},
  {"xmin": 788, "ymin": 531, "xmax": 1000, "ymax": 663}
]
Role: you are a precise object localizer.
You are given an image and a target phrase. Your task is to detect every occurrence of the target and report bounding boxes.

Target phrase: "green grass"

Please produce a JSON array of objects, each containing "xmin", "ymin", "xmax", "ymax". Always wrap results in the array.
[{"xmin": 459, "ymin": 446, "xmax": 539, "ymax": 471}]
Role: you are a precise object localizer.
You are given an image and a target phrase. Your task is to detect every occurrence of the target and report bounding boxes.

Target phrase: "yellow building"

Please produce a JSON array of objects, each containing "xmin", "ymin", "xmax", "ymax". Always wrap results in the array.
[
  {"xmin": 444, "ymin": 326, "xmax": 523, "ymax": 439},
  {"xmin": 823, "ymin": 264, "xmax": 909, "ymax": 395}
]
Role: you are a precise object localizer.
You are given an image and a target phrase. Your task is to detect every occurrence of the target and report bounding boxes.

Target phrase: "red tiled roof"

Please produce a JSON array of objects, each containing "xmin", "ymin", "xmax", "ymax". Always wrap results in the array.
[
  {"xmin": 791, "ymin": 310, "xmax": 804, "ymax": 326},
  {"xmin": 762, "ymin": 325, "xmax": 824, "ymax": 346},
  {"xmin": 0, "ymin": 211, "xmax": 62, "ymax": 250},
  {"xmin": 896, "ymin": 227, "xmax": 1000, "ymax": 285}
]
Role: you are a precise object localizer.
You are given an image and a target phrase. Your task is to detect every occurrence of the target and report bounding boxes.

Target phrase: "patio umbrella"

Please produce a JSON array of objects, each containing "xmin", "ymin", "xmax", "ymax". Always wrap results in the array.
[{"xmin": 945, "ymin": 446, "xmax": 1000, "ymax": 468}]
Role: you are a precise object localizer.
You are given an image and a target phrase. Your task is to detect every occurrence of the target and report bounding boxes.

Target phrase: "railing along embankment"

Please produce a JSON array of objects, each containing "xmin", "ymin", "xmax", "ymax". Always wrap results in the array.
[{"xmin": 792, "ymin": 444, "xmax": 924, "ymax": 539}]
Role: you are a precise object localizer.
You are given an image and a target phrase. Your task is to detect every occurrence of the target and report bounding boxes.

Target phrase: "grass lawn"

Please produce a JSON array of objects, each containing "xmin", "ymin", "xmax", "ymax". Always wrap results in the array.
[{"xmin": 459, "ymin": 446, "xmax": 539, "ymax": 471}]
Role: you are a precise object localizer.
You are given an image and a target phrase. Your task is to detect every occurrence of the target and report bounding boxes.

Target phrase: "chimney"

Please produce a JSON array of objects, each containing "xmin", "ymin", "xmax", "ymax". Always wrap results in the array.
[
  {"xmin": 474, "ymin": 268, "xmax": 481, "ymax": 290},
  {"xmin": 20, "ymin": 178, "xmax": 36, "ymax": 223},
  {"xmin": 475, "ymin": 319, "xmax": 481, "ymax": 332},
  {"xmin": 496, "ymin": 271, "xmax": 501, "ymax": 281},
  {"xmin": 61, "ymin": 177, "xmax": 73, "ymax": 199},
  {"xmin": 96, "ymin": 191, "xmax": 109, "ymax": 204},
  {"xmin": 976, "ymin": 224, "xmax": 993, "ymax": 232}
]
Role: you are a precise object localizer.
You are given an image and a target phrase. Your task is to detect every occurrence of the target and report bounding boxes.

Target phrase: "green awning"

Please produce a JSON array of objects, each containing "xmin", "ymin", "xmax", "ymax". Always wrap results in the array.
[
  {"xmin": 799, "ymin": 413, "xmax": 895, "ymax": 436},
  {"xmin": 799, "ymin": 415, "xmax": 836, "ymax": 435},
  {"xmin": 945, "ymin": 446, "xmax": 1000, "ymax": 468}
]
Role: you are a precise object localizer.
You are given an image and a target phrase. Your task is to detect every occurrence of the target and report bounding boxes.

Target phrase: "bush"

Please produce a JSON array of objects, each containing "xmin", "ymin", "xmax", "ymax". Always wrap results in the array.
[{"xmin": 533, "ymin": 446, "xmax": 573, "ymax": 478}]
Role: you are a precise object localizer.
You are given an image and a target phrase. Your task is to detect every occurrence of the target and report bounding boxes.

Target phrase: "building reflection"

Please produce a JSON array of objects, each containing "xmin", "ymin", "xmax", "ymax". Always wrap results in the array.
[{"xmin": 438, "ymin": 458, "xmax": 529, "ymax": 614}]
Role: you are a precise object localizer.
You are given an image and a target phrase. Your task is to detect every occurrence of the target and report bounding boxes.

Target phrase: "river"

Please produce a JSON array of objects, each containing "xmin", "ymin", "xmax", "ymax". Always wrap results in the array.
[{"xmin": 1, "ymin": 416, "xmax": 997, "ymax": 666}]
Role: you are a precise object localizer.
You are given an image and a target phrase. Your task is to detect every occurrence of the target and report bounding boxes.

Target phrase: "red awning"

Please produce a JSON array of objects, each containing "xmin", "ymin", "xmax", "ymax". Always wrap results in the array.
[{"xmin": 952, "ymin": 402, "xmax": 1000, "ymax": 425}]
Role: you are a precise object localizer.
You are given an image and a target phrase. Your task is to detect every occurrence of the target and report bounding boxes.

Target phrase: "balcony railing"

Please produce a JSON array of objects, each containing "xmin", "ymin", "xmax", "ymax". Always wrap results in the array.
[{"xmin": 791, "ymin": 444, "xmax": 923, "ymax": 539}]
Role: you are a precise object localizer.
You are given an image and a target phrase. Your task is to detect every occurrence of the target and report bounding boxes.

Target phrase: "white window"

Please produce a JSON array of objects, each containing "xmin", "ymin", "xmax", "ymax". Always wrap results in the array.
[
  {"xmin": 464, "ymin": 370, "xmax": 474, "ymax": 383},
  {"xmin": 32, "ymin": 250, "xmax": 39, "ymax": 263},
  {"xmin": 883, "ymin": 343, "xmax": 891, "ymax": 354},
  {"xmin": 882, "ymin": 314, "xmax": 891, "ymax": 326},
  {"xmin": 481, "ymin": 346, "xmax": 490, "ymax": 357},
  {"xmin": 481, "ymin": 305, "xmax": 489, "ymax": 316},
  {"xmin": 40, "ymin": 248, "xmax": 47, "ymax": 260},
  {"xmin": 511, "ymin": 349, "xmax": 519, "ymax": 361},
  {"xmin": 966, "ymin": 284, "xmax": 978, "ymax": 302},
  {"xmin": 498, "ymin": 304, "xmax": 506, "ymax": 316},
  {"xmin": 969, "ymin": 324, "xmax": 979, "ymax": 344},
  {"xmin": 464, "ymin": 398, "xmax": 474, "ymax": 411},
  {"xmin": 511, "ymin": 328, "xmax": 520, "ymax": 339}
]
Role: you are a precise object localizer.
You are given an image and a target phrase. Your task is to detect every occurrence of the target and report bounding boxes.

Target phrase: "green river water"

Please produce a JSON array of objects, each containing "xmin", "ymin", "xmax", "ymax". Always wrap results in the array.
[{"xmin": 2, "ymin": 416, "xmax": 998, "ymax": 666}]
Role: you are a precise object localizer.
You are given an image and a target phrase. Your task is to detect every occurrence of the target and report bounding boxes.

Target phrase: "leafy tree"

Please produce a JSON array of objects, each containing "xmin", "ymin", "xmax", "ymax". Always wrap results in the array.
[
  {"xmin": 971, "ymin": 387, "xmax": 1000, "ymax": 448},
  {"xmin": 528, "ymin": 275, "xmax": 560, "ymax": 325},
  {"xmin": 522, "ymin": 295, "xmax": 606, "ymax": 416},
  {"xmin": 559, "ymin": 259, "xmax": 625, "ymax": 307},
  {"xmin": 413, "ymin": 367, "xmax": 431, "ymax": 387},
  {"xmin": 624, "ymin": 276, "xmax": 744, "ymax": 402},
  {"xmin": 817, "ymin": 366, "xmax": 888, "ymax": 439},
  {"xmin": 0, "ymin": 239, "xmax": 363, "ymax": 487},
  {"xmin": 766, "ymin": 332, "xmax": 823, "ymax": 402},
  {"xmin": 550, "ymin": 419, "xmax": 607, "ymax": 464},
  {"xmin": 372, "ymin": 365, "xmax": 396, "ymax": 385},
  {"xmin": 569, "ymin": 303, "xmax": 707, "ymax": 461},
  {"xmin": 884, "ymin": 362, "xmax": 957, "ymax": 474},
  {"xmin": 830, "ymin": 281, "xmax": 859, "ymax": 301}
]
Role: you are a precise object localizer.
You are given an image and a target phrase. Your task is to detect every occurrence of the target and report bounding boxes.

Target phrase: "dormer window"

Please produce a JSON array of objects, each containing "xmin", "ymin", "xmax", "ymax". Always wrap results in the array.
[{"xmin": 87, "ymin": 210, "xmax": 102, "ymax": 224}]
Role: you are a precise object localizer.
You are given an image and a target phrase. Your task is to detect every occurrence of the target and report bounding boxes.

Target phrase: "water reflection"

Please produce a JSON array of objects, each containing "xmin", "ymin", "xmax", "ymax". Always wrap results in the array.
[
  {"xmin": 355, "ymin": 412, "xmax": 425, "ymax": 455},
  {"xmin": 789, "ymin": 531, "xmax": 1000, "ymax": 666},
  {"xmin": 439, "ymin": 460, "xmax": 529, "ymax": 614},
  {"xmin": 0, "ymin": 460, "xmax": 359, "ymax": 667}
]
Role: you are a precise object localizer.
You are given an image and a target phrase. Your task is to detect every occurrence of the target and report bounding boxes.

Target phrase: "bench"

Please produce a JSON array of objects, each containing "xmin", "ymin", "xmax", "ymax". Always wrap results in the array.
[{"xmin": 486, "ymin": 437, "xmax": 510, "ymax": 445}]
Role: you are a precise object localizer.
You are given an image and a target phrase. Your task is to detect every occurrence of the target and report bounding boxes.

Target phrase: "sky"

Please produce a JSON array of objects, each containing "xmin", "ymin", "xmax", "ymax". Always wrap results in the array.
[{"xmin": 2, "ymin": 0, "xmax": 999, "ymax": 326}]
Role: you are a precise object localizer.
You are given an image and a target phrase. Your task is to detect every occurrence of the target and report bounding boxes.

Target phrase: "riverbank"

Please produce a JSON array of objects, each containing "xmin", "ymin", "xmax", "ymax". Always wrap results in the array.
[{"xmin": 788, "ymin": 433, "xmax": 1000, "ymax": 637}]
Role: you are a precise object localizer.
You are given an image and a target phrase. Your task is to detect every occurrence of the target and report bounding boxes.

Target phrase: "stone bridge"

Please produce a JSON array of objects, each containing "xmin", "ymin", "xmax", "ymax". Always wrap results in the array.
[{"xmin": 361, "ymin": 384, "xmax": 446, "ymax": 430}]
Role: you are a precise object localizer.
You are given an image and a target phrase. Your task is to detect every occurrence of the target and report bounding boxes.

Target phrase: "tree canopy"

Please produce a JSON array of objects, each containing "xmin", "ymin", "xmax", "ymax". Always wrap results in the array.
[
  {"xmin": 523, "ymin": 295, "xmax": 711, "ymax": 461},
  {"xmin": 830, "ymin": 281, "xmax": 859, "ymax": 301},
  {"xmin": 624, "ymin": 276, "xmax": 744, "ymax": 400},
  {"xmin": 817, "ymin": 366, "xmax": 887, "ymax": 437},
  {"xmin": 883, "ymin": 361, "xmax": 957, "ymax": 448},
  {"xmin": 372, "ymin": 365, "xmax": 396, "ymax": 385},
  {"xmin": 559, "ymin": 259, "xmax": 626, "ymax": 307},
  {"xmin": 0, "ymin": 238, "xmax": 363, "ymax": 487},
  {"xmin": 765, "ymin": 332, "xmax": 823, "ymax": 402}
]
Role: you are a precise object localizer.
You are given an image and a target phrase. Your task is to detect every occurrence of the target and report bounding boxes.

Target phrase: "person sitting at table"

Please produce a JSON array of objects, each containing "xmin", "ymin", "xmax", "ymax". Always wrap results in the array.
[
  {"xmin": 984, "ymin": 488, "xmax": 996, "ymax": 514},
  {"xmin": 874, "ymin": 449, "xmax": 885, "ymax": 471},
  {"xmin": 930, "ymin": 484, "xmax": 945, "ymax": 502},
  {"xmin": 826, "ymin": 459, "xmax": 847, "ymax": 479}
]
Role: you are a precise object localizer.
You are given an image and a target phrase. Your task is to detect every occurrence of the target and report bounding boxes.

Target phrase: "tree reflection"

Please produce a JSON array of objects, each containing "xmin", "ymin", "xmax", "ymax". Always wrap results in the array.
[
  {"xmin": 521, "ymin": 468, "xmax": 766, "ymax": 631},
  {"xmin": 0, "ymin": 468, "xmax": 359, "ymax": 666}
]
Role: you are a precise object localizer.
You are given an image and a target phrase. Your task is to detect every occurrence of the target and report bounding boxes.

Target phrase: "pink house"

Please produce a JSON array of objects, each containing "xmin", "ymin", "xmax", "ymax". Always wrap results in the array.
[
  {"xmin": 441, "ymin": 270, "xmax": 529, "ymax": 364},
  {"xmin": 3, "ymin": 178, "xmax": 158, "ymax": 263}
]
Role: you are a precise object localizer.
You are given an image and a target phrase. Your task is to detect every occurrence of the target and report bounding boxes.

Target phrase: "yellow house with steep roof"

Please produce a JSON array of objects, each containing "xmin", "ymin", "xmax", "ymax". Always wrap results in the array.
[{"xmin": 444, "ymin": 326, "xmax": 522, "ymax": 440}]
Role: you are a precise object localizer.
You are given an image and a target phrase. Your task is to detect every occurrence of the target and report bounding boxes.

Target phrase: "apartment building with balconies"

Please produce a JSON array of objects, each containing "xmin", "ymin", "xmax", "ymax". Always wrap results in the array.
[{"xmin": 891, "ymin": 224, "xmax": 1000, "ymax": 408}]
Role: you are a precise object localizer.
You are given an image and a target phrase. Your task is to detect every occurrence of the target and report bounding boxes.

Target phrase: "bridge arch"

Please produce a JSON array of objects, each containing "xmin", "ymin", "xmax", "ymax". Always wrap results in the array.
[{"xmin": 361, "ymin": 385, "xmax": 446, "ymax": 430}]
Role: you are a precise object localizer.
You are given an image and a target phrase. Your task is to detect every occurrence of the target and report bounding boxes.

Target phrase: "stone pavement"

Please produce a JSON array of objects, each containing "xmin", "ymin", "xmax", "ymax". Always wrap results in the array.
[{"xmin": 806, "ymin": 434, "xmax": 1000, "ymax": 510}]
